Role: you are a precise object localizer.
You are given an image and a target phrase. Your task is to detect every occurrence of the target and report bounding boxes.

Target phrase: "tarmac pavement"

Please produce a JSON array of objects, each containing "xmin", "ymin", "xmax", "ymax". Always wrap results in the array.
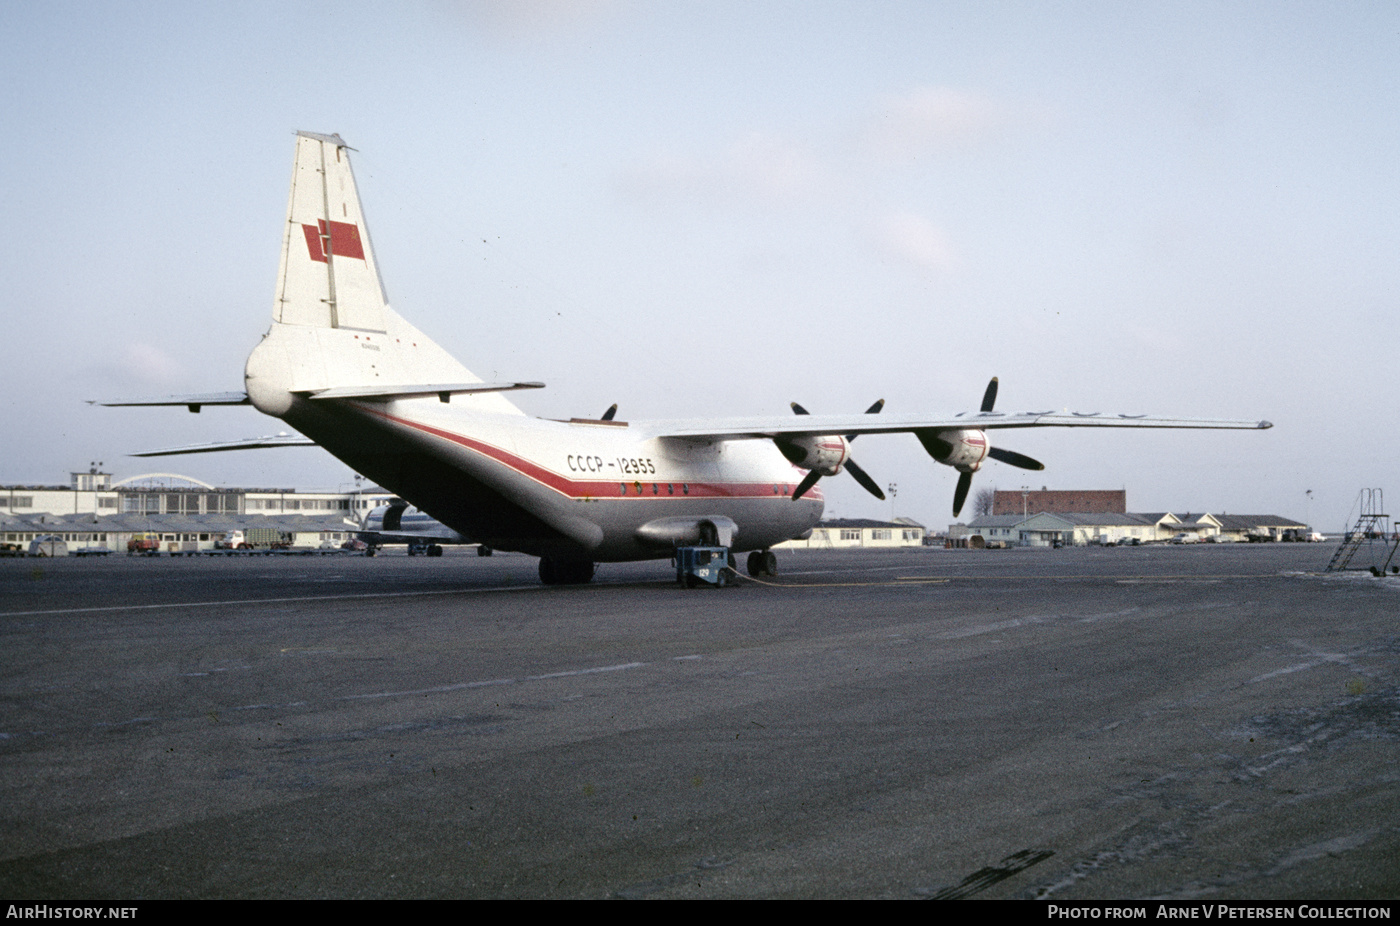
[{"xmin": 1, "ymin": 543, "xmax": 1396, "ymax": 899}]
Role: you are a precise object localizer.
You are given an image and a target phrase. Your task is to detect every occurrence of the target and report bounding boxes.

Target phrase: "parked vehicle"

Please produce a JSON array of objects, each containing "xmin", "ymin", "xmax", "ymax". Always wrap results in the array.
[
  {"xmin": 674, "ymin": 546, "xmax": 732, "ymax": 588},
  {"xmin": 29, "ymin": 536, "xmax": 69, "ymax": 557},
  {"xmin": 213, "ymin": 530, "xmax": 249, "ymax": 550},
  {"xmin": 127, "ymin": 533, "xmax": 161, "ymax": 555},
  {"xmin": 72, "ymin": 546, "xmax": 112, "ymax": 557},
  {"xmin": 241, "ymin": 527, "xmax": 292, "ymax": 550}
]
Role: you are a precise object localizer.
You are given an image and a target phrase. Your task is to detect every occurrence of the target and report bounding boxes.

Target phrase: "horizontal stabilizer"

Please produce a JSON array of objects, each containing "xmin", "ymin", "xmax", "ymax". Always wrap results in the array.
[
  {"xmin": 130, "ymin": 433, "xmax": 316, "ymax": 457},
  {"xmin": 305, "ymin": 381, "xmax": 545, "ymax": 403},
  {"xmin": 95, "ymin": 392, "xmax": 250, "ymax": 412}
]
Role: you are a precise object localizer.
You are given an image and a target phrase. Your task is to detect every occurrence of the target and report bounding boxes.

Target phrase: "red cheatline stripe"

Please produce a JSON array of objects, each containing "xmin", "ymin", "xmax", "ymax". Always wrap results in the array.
[{"xmin": 358, "ymin": 406, "xmax": 820, "ymax": 502}]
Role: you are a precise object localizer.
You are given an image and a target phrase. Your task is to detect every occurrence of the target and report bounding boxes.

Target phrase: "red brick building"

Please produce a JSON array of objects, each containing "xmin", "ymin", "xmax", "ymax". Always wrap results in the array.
[{"xmin": 992, "ymin": 489, "xmax": 1127, "ymax": 516}]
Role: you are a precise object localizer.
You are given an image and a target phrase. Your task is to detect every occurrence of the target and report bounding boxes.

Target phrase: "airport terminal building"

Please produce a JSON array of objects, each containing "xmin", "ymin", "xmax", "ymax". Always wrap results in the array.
[{"xmin": 1, "ymin": 469, "xmax": 395, "ymax": 554}]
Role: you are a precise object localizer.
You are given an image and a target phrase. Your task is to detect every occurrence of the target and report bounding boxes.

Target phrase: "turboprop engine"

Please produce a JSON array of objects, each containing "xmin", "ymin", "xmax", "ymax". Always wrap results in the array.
[
  {"xmin": 775, "ymin": 434, "xmax": 850, "ymax": 477},
  {"xmin": 916, "ymin": 377, "xmax": 1046, "ymax": 517},
  {"xmin": 918, "ymin": 428, "xmax": 989, "ymax": 473},
  {"xmin": 774, "ymin": 399, "xmax": 889, "ymax": 501}
]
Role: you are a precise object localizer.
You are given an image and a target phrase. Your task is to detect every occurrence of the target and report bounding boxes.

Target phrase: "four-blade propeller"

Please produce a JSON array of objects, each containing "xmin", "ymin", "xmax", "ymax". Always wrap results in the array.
[
  {"xmin": 784, "ymin": 379, "xmax": 1047, "ymax": 516},
  {"xmin": 949, "ymin": 377, "xmax": 1045, "ymax": 517},
  {"xmin": 788, "ymin": 399, "xmax": 886, "ymax": 501}
]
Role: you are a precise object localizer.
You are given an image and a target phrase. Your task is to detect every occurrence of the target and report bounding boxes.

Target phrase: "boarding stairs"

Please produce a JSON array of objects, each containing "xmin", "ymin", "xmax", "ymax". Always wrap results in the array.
[{"xmin": 1326, "ymin": 489, "xmax": 1399, "ymax": 574}]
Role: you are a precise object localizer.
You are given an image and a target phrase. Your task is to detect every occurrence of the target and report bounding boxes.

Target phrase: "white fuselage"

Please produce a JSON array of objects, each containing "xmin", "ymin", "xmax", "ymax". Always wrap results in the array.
[{"xmin": 247, "ymin": 335, "xmax": 823, "ymax": 561}]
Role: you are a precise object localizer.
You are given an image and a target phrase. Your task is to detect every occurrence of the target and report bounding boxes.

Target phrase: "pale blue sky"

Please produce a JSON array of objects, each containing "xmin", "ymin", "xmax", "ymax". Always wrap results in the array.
[{"xmin": 3, "ymin": 1, "xmax": 1396, "ymax": 531}]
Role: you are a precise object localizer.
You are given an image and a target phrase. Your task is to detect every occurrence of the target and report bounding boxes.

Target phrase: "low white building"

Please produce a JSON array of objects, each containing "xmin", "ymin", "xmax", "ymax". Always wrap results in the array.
[
  {"xmin": 956, "ymin": 510, "xmax": 1306, "ymax": 547},
  {"xmin": 0, "ymin": 511, "xmax": 360, "ymax": 555},
  {"xmin": 777, "ymin": 518, "xmax": 926, "ymax": 550}
]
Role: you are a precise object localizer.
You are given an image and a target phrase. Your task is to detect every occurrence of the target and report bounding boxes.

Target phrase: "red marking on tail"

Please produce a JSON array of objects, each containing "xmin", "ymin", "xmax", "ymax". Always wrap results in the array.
[{"xmin": 302, "ymin": 220, "xmax": 366, "ymax": 262}]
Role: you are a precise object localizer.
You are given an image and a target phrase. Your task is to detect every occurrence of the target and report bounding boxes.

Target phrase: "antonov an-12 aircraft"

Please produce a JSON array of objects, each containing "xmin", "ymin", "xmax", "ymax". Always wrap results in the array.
[{"xmin": 108, "ymin": 131, "xmax": 1271, "ymax": 584}]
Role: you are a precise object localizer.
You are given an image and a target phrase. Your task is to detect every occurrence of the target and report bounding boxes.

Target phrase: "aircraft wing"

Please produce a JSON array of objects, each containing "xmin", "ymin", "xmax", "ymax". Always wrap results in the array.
[
  {"xmin": 636, "ymin": 411, "xmax": 1273, "ymax": 442},
  {"xmin": 129, "ymin": 433, "xmax": 317, "ymax": 457}
]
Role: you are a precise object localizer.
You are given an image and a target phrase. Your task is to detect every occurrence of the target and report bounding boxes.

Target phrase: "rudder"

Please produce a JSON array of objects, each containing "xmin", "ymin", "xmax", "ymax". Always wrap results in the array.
[
  {"xmin": 275, "ymin": 131, "xmax": 389, "ymax": 332},
  {"xmin": 247, "ymin": 132, "xmax": 524, "ymax": 417}
]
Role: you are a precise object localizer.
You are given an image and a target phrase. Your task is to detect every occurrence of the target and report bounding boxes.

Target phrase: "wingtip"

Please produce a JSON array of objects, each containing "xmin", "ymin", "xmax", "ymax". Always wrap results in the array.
[{"xmin": 1258, "ymin": 420, "xmax": 1274, "ymax": 429}]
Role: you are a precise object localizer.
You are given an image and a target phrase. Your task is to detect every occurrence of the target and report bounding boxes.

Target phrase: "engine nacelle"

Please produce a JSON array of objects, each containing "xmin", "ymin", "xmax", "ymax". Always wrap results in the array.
[
  {"xmin": 920, "ymin": 428, "xmax": 989, "ymax": 473},
  {"xmin": 775, "ymin": 434, "xmax": 850, "ymax": 476}
]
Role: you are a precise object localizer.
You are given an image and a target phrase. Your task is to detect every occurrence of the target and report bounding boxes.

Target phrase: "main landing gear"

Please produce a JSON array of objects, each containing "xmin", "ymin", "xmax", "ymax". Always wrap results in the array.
[
  {"xmin": 539, "ymin": 557, "xmax": 596, "ymax": 585},
  {"xmin": 747, "ymin": 550, "xmax": 778, "ymax": 577}
]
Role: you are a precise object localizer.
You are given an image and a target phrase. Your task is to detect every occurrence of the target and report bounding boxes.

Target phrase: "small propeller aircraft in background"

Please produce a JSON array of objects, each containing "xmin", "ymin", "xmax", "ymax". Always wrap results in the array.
[
  {"xmin": 354, "ymin": 500, "xmax": 487, "ymax": 558},
  {"xmin": 106, "ymin": 132, "xmax": 1271, "ymax": 584}
]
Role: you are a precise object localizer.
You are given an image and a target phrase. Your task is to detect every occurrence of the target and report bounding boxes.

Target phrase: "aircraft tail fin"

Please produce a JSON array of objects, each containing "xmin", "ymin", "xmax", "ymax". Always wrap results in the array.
[
  {"xmin": 247, "ymin": 132, "xmax": 528, "ymax": 416},
  {"xmin": 275, "ymin": 132, "xmax": 389, "ymax": 331}
]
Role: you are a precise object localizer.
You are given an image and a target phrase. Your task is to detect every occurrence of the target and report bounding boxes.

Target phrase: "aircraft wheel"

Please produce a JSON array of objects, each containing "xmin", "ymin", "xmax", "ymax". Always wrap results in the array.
[
  {"xmin": 477, "ymin": 545, "xmax": 493, "ymax": 557},
  {"xmin": 539, "ymin": 557, "xmax": 561, "ymax": 585},
  {"xmin": 428, "ymin": 545, "xmax": 443, "ymax": 557},
  {"xmin": 539, "ymin": 557, "xmax": 595, "ymax": 585},
  {"xmin": 747, "ymin": 551, "xmax": 778, "ymax": 577}
]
